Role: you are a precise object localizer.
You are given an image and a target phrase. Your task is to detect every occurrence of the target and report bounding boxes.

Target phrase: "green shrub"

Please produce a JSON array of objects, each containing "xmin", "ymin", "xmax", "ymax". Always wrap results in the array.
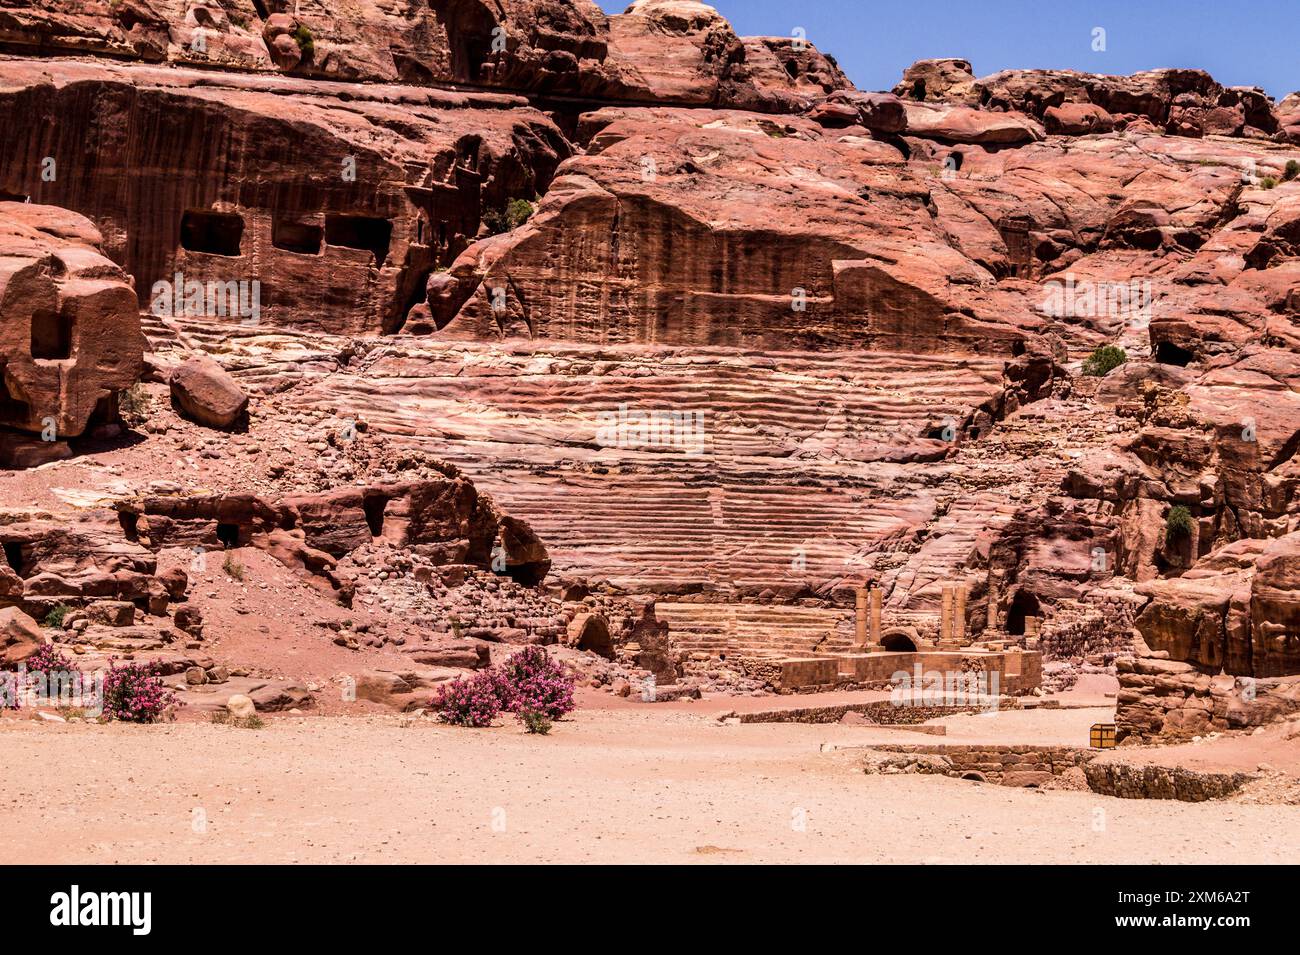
[
  {"xmin": 292, "ymin": 24, "xmax": 314, "ymax": 60},
  {"xmin": 482, "ymin": 199, "xmax": 535, "ymax": 236},
  {"xmin": 118, "ymin": 383, "xmax": 150, "ymax": 428},
  {"xmin": 520, "ymin": 709, "xmax": 552, "ymax": 735},
  {"xmin": 1165, "ymin": 505, "xmax": 1194, "ymax": 545},
  {"xmin": 211, "ymin": 711, "xmax": 264, "ymax": 729},
  {"xmin": 1260, "ymin": 176, "xmax": 1278, "ymax": 190},
  {"xmin": 1082, "ymin": 344, "xmax": 1127, "ymax": 377},
  {"xmin": 44, "ymin": 603, "xmax": 70, "ymax": 629},
  {"xmin": 1284, "ymin": 159, "xmax": 1300, "ymax": 182}
]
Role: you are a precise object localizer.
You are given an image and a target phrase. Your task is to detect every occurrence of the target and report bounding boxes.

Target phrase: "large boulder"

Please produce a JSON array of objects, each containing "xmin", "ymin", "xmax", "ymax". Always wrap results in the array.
[
  {"xmin": 0, "ymin": 607, "xmax": 43, "ymax": 667},
  {"xmin": 902, "ymin": 101, "xmax": 1044, "ymax": 145},
  {"xmin": 169, "ymin": 356, "xmax": 248, "ymax": 430}
]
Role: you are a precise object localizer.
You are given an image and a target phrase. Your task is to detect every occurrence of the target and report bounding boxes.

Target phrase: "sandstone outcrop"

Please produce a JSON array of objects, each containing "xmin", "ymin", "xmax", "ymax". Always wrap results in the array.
[
  {"xmin": 114, "ymin": 473, "xmax": 550, "ymax": 593},
  {"xmin": 0, "ymin": 0, "xmax": 846, "ymax": 109},
  {"xmin": 4, "ymin": 1, "xmax": 1300, "ymax": 731},
  {"xmin": 894, "ymin": 58, "xmax": 1280, "ymax": 140},
  {"xmin": 0, "ymin": 201, "xmax": 144, "ymax": 445},
  {"xmin": 0, "ymin": 58, "xmax": 569, "ymax": 336},
  {"xmin": 0, "ymin": 606, "xmax": 42, "ymax": 666},
  {"xmin": 1133, "ymin": 533, "xmax": 1300, "ymax": 677},
  {"xmin": 426, "ymin": 105, "xmax": 1053, "ymax": 354}
]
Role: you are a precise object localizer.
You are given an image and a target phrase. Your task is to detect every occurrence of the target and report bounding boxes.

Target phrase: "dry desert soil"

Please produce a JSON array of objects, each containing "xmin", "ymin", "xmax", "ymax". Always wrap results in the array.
[{"xmin": 3, "ymin": 698, "xmax": 1296, "ymax": 865}]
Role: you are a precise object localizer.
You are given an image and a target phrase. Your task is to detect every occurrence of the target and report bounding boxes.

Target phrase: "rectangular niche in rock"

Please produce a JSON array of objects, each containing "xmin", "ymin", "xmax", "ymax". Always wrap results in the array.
[
  {"xmin": 30, "ymin": 308, "xmax": 72, "ymax": 360},
  {"xmin": 180, "ymin": 210, "xmax": 245, "ymax": 257},
  {"xmin": 272, "ymin": 216, "xmax": 324, "ymax": 255},
  {"xmin": 324, "ymin": 214, "xmax": 392, "ymax": 266}
]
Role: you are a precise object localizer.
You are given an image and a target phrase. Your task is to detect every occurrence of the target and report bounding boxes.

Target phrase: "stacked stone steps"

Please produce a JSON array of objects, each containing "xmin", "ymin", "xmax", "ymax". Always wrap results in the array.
[
  {"xmin": 490, "ymin": 470, "xmax": 928, "ymax": 590},
  {"xmin": 656, "ymin": 601, "xmax": 855, "ymax": 660},
  {"xmin": 140, "ymin": 330, "xmax": 1055, "ymax": 603}
]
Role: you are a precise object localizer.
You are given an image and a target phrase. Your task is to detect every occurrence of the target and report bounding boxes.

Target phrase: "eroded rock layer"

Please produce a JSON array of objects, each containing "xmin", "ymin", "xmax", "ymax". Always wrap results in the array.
[{"xmin": 2, "ymin": 1, "xmax": 1300, "ymax": 719}]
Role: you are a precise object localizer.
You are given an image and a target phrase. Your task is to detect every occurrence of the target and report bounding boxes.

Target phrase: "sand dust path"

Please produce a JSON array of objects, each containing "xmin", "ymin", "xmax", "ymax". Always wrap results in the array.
[{"xmin": 3, "ymin": 706, "xmax": 1296, "ymax": 864}]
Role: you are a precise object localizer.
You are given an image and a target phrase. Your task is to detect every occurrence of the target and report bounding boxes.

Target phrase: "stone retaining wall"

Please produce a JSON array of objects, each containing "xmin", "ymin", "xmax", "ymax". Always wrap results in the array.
[
  {"xmin": 1083, "ymin": 762, "xmax": 1254, "ymax": 801},
  {"xmin": 869, "ymin": 743, "xmax": 1093, "ymax": 786}
]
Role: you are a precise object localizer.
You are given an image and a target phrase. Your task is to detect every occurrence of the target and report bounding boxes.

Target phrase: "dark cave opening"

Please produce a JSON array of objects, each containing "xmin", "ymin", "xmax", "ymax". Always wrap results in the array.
[{"xmin": 180, "ymin": 210, "xmax": 245, "ymax": 257}]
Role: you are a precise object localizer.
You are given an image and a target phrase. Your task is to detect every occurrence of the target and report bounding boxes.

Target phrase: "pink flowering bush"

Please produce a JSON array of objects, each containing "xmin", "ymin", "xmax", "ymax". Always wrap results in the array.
[
  {"xmin": 430, "ymin": 647, "xmax": 577, "ymax": 730},
  {"xmin": 498, "ymin": 646, "xmax": 576, "ymax": 722},
  {"xmin": 431, "ymin": 669, "xmax": 504, "ymax": 727},
  {"xmin": 1, "ymin": 644, "xmax": 79, "ymax": 709},
  {"xmin": 102, "ymin": 659, "xmax": 176, "ymax": 723},
  {"xmin": 24, "ymin": 643, "xmax": 72, "ymax": 675}
]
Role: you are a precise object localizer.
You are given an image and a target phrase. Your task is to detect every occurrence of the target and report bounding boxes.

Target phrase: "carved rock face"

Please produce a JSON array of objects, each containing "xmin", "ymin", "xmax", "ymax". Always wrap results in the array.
[
  {"xmin": 0, "ymin": 0, "xmax": 850, "ymax": 108},
  {"xmin": 0, "ymin": 59, "xmax": 569, "ymax": 337},
  {"xmin": 0, "ymin": 202, "xmax": 144, "ymax": 439}
]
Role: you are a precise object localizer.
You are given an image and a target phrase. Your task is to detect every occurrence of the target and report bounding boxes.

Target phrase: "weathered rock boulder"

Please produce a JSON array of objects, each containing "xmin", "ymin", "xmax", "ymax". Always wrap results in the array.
[
  {"xmin": 896, "ymin": 60, "xmax": 1279, "ymax": 139},
  {"xmin": 0, "ymin": 606, "xmax": 42, "ymax": 667},
  {"xmin": 1134, "ymin": 534, "xmax": 1300, "ymax": 677},
  {"xmin": 902, "ymin": 101, "xmax": 1044, "ymax": 145},
  {"xmin": 1043, "ymin": 102, "xmax": 1114, "ymax": 135},
  {"xmin": 225, "ymin": 693, "xmax": 256, "ymax": 719},
  {"xmin": 169, "ymin": 356, "xmax": 249, "ymax": 430}
]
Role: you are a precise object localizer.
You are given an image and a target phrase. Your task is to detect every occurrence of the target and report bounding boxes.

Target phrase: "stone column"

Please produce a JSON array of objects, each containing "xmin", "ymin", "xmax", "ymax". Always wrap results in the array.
[
  {"xmin": 854, "ymin": 587, "xmax": 868, "ymax": 647},
  {"xmin": 869, "ymin": 587, "xmax": 882, "ymax": 646},
  {"xmin": 940, "ymin": 584, "xmax": 954, "ymax": 643},
  {"xmin": 987, "ymin": 571, "xmax": 1002, "ymax": 633},
  {"xmin": 1188, "ymin": 519, "xmax": 1201, "ymax": 566},
  {"xmin": 955, "ymin": 584, "xmax": 968, "ymax": 643}
]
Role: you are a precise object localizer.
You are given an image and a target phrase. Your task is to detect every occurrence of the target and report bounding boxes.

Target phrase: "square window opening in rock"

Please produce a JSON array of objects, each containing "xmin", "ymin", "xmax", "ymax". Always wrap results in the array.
[
  {"xmin": 273, "ymin": 217, "xmax": 323, "ymax": 255},
  {"xmin": 325, "ymin": 214, "xmax": 392, "ymax": 266},
  {"xmin": 180, "ymin": 210, "xmax": 245, "ymax": 257},
  {"xmin": 31, "ymin": 308, "xmax": 72, "ymax": 360}
]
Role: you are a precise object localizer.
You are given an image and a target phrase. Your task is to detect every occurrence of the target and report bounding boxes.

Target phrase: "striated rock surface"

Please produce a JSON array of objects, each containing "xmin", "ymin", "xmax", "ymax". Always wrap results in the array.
[{"xmin": 3, "ymin": 3, "xmax": 1300, "ymax": 723}]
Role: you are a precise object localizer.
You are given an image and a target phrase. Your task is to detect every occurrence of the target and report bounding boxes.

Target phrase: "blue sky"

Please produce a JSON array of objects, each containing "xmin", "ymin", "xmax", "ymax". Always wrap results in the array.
[{"xmin": 598, "ymin": 1, "xmax": 1300, "ymax": 99}]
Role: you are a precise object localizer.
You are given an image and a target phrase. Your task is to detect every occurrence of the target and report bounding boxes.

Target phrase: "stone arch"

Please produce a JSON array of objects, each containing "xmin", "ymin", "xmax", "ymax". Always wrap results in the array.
[
  {"xmin": 568, "ymin": 612, "xmax": 613, "ymax": 660},
  {"xmin": 881, "ymin": 627, "xmax": 918, "ymax": 652}
]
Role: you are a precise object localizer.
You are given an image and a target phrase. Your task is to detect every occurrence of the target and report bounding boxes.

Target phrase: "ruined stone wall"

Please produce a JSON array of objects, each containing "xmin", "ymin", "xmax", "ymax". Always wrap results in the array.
[
  {"xmin": 869, "ymin": 743, "xmax": 1093, "ymax": 785},
  {"xmin": 1037, "ymin": 590, "xmax": 1140, "ymax": 690}
]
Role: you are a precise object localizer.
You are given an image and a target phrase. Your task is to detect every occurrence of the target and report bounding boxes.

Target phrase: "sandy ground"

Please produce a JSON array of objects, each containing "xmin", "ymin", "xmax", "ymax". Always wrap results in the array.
[{"xmin": 4, "ymin": 701, "xmax": 1296, "ymax": 865}]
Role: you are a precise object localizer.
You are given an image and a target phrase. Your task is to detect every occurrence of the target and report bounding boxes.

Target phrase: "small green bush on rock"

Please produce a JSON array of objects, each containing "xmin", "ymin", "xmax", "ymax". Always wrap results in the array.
[{"xmin": 1082, "ymin": 345, "xmax": 1127, "ymax": 377}]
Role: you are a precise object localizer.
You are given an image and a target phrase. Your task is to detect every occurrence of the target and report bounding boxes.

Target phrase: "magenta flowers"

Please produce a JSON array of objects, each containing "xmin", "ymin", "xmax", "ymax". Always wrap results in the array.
[
  {"xmin": 102, "ymin": 659, "xmax": 176, "ymax": 723},
  {"xmin": 431, "ymin": 646, "xmax": 576, "ymax": 729}
]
